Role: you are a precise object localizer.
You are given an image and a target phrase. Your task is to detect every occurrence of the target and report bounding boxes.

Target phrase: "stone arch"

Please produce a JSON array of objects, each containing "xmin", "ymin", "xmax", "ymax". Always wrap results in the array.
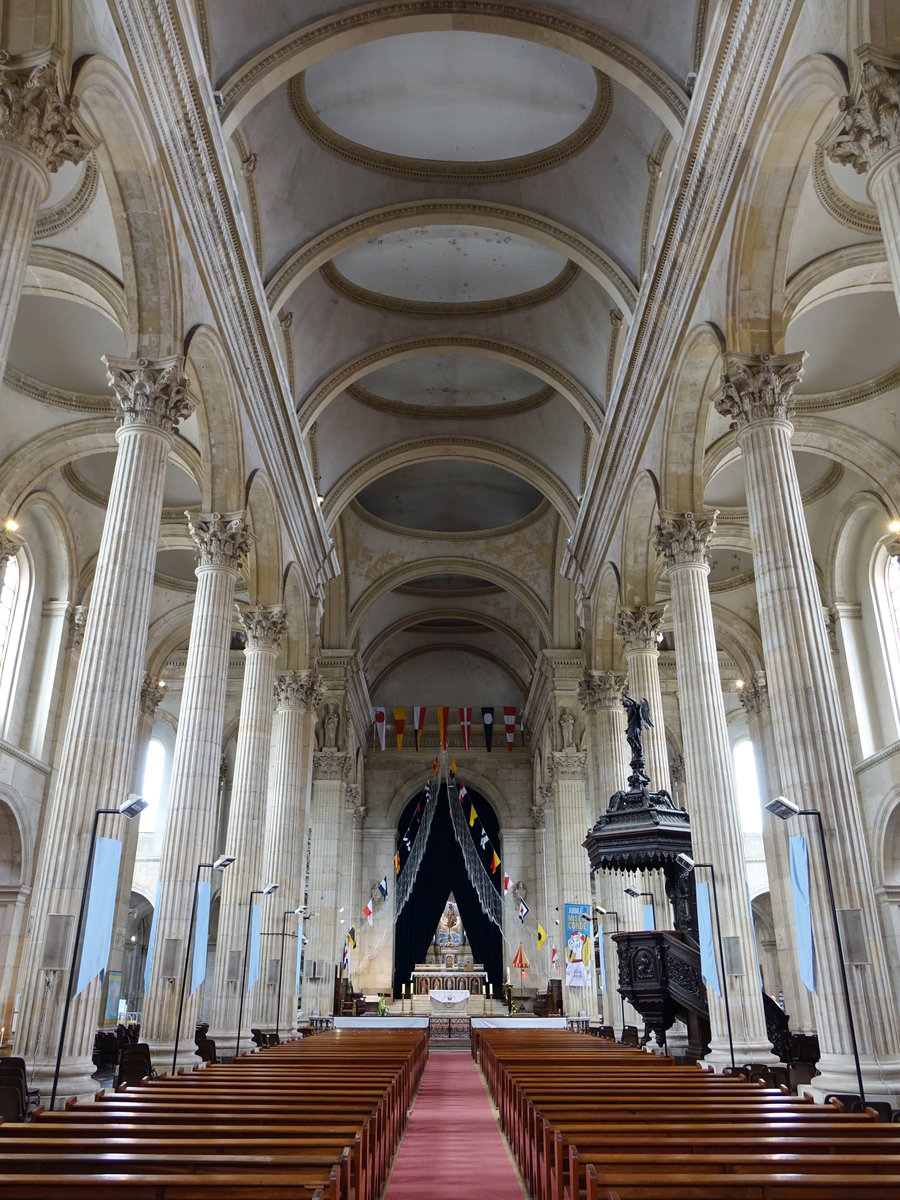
[
  {"xmin": 266, "ymin": 200, "xmax": 637, "ymax": 317},
  {"xmin": 590, "ymin": 561, "xmax": 624, "ymax": 671},
  {"xmin": 145, "ymin": 603, "xmax": 196, "ymax": 679},
  {"xmin": 281, "ymin": 562, "xmax": 314, "ymax": 672},
  {"xmin": 72, "ymin": 55, "xmax": 183, "ymax": 357},
  {"xmin": 369, "ymin": 643, "xmax": 529, "ymax": 699},
  {"xmin": 727, "ymin": 54, "xmax": 848, "ymax": 354},
  {"xmin": 829, "ymin": 489, "xmax": 893, "ymax": 604},
  {"xmin": 661, "ymin": 323, "xmax": 726, "ymax": 513},
  {"xmin": 619, "ymin": 470, "xmax": 662, "ymax": 607},
  {"xmin": 299, "ymin": 336, "xmax": 601, "ymax": 434},
  {"xmin": 243, "ymin": 469, "xmax": 284, "ymax": 606},
  {"xmin": 14, "ymin": 489, "xmax": 77, "ymax": 602},
  {"xmin": 385, "ymin": 763, "xmax": 512, "ymax": 830},
  {"xmin": 324, "ymin": 437, "xmax": 577, "ymax": 530},
  {"xmin": 880, "ymin": 791, "xmax": 900, "ymax": 887},
  {"xmin": 363, "ymin": 608, "xmax": 534, "ymax": 670},
  {"xmin": 0, "ymin": 786, "xmax": 30, "ymax": 885},
  {"xmin": 184, "ymin": 325, "xmax": 245, "ymax": 513}
]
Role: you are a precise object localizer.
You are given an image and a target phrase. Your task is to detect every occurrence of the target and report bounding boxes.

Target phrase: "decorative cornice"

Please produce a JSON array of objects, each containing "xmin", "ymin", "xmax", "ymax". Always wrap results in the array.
[
  {"xmin": 0, "ymin": 735, "xmax": 50, "ymax": 775},
  {"xmin": 274, "ymin": 670, "xmax": 325, "ymax": 711},
  {"xmin": 550, "ymin": 748, "xmax": 587, "ymax": 781},
  {"xmin": 231, "ymin": 126, "xmax": 264, "ymax": 270},
  {"xmin": 237, "ymin": 603, "xmax": 287, "ymax": 651},
  {"xmin": 578, "ymin": 669, "xmax": 626, "ymax": 713},
  {"xmin": 793, "ymin": 360, "xmax": 900, "ymax": 412},
  {"xmin": 811, "ymin": 145, "xmax": 880, "ymax": 234},
  {"xmin": 605, "ymin": 306, "xmax": 624, "ymax": 401},
  {"xmin": 187, "ymin": 510, "xmax": 253, "ymax": 571},
  {"xmin": 823, "ymin": 47, "xmax": 900, "ymax": 176},
  {"xmin": 715, "ymin": 351, "xmax": 807, "ymax": 427},
  {"xmin": 348, "ymin": 495, "xmax": 551, "ymax": 542},
  {"xmin": 615, "ymin": 605, "xmax": 664, "ymax": 652},
  {"xmin": 639, "ymin": 130, "xmax": 671, "ymax": 277},
  {"xmin": 61, "ymin": 462, "xmax": 199, "ymax": 527},
  {"xmin": 654, "ymin": 511, "xmax": 718, "ymax": 569},
  {"xmin": 5, "ymin": 363, "xmax": 113, "ymax": 413},
  {"xmin": 140, "ymin": 672, "xmax": 166, "ymax": 716},
  {"xmin": 319, "ymin": 257, "xmax": 580, "ymax": 318},
  {"xmin": 103, "ymin": 355, "xmax": 196, "ymax": 434},
  {"xmin": 0, "ymin": 54, "xmax": 94, "ymax": 171},
  {"xmin": 312, "ymin": 749, "xmax": 352, "ymax": 781},
  {"xmin": 34, "ymin": 152, "xmax": 99, "ymax": 238},
  {"xmin": 346, "ymin": 379, "xmax": 554, "ymax": 422},
  {"xmin": 579, "ymin": 421, "xmax": 592, "ymax": 496}
]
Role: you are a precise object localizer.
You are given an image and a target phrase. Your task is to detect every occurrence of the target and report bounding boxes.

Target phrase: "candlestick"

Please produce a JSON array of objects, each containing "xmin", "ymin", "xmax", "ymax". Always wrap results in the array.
[{"xmin": 489, "ymin": 982, "xmax": 493, "ymax": 996}]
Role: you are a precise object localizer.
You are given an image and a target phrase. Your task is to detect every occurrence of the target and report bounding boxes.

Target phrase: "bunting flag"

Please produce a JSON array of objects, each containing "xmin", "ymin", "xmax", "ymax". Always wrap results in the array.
[
  {"xmin": 512, "ymin": 943, "xmax": 530, "ymax": 969},
  {"xmin": 403, "ymin": 832, "xmax": 411, "ymax": 852},
  {"xmin": 503, "ymin": 874, "xmax": 511, "ymax": 896},
  {"xmin": 394, "ymin": 850, "xmax": 401, "ymax": 876},
  {"xmin": 437, "ymin": 706, "xmax": 449, "ymax": 750},
  {"xmin": 518, "ymin": 898, "xmax": 529, "ymax": 923},
  {"xmin": 373, "ymin": 707, "xmax": 386, "ymax": 750},
  {"xmin": 347, "ymin": 924, "xmax": 357, "ymax": 949},
  {"xmin": 459, "ymin": 707, "xmax": 472, "ymax": 750},
  {"xmin": 537, "ymin": 923, "xmax": 547, "ymax": 949},
  {"xmin": 378, "ymin": 876, "xmax": 388, "ymax": 901},
  {"xmin": 458, "ymin": 783, "xmax": 467, "ymax": 804},
  {"xmin": 393, "ymin": 707, "xmax": 406, "ymax": 751},
  {"xmin": 469, "ymin": 803, "xmax": 478, "ymax": 828},
  {"xmin": 503, "ymin": 706, "xmax": 517, "ymax": 751},
  {"xmin": 551, "ymin": 946, "xmax": 558, "ymax": 969},
  {"xmin": 482, "ymin": 707, "xmax": 494, "ymax": 752},
  {"xmin": 490, "ymin": 850, "xmax": 500, "ymax": 874},
  {"xmin": 450, "ymin": 758, "xmax": 457, "ymax": 776},
  {"xmin": 414, "ymin": 706, "xmax": 426, "ymax": 750},
  {"xmin": 480, "ymin": 829, "xmax": 489, "ymax": 850},
  {"xmin": 342, "ymin": 940, "xmax": 350, "ymax": 970},
  {"xmin": 363, "ymin": 901, "xmax": 373, "ymax": 926}
]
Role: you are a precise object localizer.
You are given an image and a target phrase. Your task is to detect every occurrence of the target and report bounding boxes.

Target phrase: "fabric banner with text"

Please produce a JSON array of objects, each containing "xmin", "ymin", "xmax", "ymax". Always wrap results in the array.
[{"xmin": 564, "ymin": 901, "xmax": 591, "ymax": 987}]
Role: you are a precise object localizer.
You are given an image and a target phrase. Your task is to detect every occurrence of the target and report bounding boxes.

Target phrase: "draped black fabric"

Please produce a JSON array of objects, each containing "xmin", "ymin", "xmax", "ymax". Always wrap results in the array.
[{"xmin": 393, "ymin": 782, "xmax": 502, "ymax": 996}]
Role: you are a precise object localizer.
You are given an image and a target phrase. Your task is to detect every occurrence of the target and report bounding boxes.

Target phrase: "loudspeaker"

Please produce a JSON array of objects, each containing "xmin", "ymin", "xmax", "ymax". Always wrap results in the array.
[
  {"xmin": 722, "ymin": 936, "xmax": 745, "ymax": 977},
  {"xmin": 225, "ymin": 949, "xmax": 242, "ymax": 983},
  {"xmin": 266, "ymin": 957, "xmax": 280, "ymax": 986},
  {"xmin": 837, "ymin": 908, "xmax": 870, "ymax": 965},
  {"xmin": 41, "ymin": 914, "xmax": 74, "ymax": 970},
  {"xmin": 159, "ymin": 937, "xmax": 181, "ymax": 980}
]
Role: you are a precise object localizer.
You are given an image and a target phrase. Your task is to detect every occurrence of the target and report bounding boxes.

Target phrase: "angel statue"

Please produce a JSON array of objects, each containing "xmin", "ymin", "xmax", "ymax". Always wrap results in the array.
[{"xmin": 623, "ymin": 695, "xmax": 653, "ymax": 784}]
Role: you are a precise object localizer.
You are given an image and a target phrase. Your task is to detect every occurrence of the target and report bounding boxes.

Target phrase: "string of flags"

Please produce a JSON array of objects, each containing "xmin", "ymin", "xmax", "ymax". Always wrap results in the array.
[{"xmin": 371, "ymin": 706, "xmax": 521, "ymax": 752}]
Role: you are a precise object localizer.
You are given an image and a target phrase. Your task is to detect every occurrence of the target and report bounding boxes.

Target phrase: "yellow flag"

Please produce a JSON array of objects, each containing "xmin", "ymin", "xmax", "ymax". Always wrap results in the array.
[
  {"xmin": 537, "ymin": 923, "xmax": 547, "ymax": 949},
  {"xmin": 469, "ymin": 804, "xmax": 478, "ymax": 828},
  {"xmin": 393, "ymin": 707, "xmax": 406, "ymax": 752}
]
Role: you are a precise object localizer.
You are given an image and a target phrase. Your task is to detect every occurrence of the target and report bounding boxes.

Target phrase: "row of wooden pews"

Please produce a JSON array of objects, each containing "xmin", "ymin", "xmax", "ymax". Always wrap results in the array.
[
  {"xmin": 0, "ymin": 1028, "xmax": 428, "ymax": 1199},
  {"xmin": 473, "ymin": 1026, "xmax": 900, "ymax": 1200}
]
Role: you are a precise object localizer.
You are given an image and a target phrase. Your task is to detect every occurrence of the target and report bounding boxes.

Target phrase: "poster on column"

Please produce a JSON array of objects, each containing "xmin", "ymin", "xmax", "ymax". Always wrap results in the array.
[{"xmin": 564, "ymin": 902, "xmax": 592, "ymax": 987}]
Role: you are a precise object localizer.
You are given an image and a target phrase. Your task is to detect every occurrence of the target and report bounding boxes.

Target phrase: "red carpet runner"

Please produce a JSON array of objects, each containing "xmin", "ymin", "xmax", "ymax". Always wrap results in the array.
[{"xmin": 384, "ymin": 1050, "xmax": 525, "ymax": 1200}]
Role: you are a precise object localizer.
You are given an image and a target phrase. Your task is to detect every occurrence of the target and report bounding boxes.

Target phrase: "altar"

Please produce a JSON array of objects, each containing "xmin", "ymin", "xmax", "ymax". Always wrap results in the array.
[{"xmin": 409, "ymin": 895, "xmax": 488, "ymax": 1000}]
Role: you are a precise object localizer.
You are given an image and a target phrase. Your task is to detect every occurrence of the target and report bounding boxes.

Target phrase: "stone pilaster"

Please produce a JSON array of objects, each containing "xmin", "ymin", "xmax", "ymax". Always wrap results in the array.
[
  {"xmin": 12, "ymin": 358, "xmax": 194, "ymax": 1101},
  {"xmin": 141, "ymin": 511, "xmax": 252, "ymax": 1068},
  {"xmin": 253, "ymin": 670, "xmax": 323, "ymax": 1031},
  {"xmin": 550, "ymin": 747, "xmax": 598, "ymax": 1017},
  {"xmin": 824, "ymin": 48, "xmax": 900, "ymax": 318},
  {"xmin": 0, "ymin": 55, "xmax": 92, "ymax": 381},
  {"xmin": 654, "ymin": 510, "xmax": 775, "ymax": 1067},
  {"xmin": 716, "ymin": 353, "xmax": 900, "ymax": 1099},
  {"xmin": 304, "ymin": 747, "xmax": 352, "ymax": 1016},
  {"xmin": 207, "ymin": 605, "xmax": 286, "ymax": 1044}
]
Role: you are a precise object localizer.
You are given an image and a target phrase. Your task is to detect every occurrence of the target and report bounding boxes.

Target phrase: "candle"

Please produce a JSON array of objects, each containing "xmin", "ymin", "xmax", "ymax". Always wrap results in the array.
[
  {"xmin": 489, "ymin": 983, "xmax": 493, "ymax": 996},
  {"xmin": 506, "ymin": 967, "xmax": 510, "ymax": 984},
  {"xmin": 402, "ymin": 982, "xmax": 406, "ymax": 996}
]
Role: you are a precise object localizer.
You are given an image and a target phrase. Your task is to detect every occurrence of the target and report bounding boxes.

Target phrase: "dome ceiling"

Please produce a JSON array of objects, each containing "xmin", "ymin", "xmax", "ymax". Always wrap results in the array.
[{"xmin": 355, "ymin": 355, "xmax": 550, "ymax": 411}]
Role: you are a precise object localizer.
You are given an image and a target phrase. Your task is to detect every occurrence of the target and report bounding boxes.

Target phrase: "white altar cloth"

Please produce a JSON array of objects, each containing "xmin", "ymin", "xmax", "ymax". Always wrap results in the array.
[{"xmin": 429, "ymin": 988, "xmax": 470, "ymax": 1011}]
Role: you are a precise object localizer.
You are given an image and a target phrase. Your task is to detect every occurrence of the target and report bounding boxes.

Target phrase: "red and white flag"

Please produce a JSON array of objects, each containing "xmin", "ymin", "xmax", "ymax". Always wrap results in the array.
[
  {"xmin": 459, "ymin": 707, "xmax": 472, "ymax": 750},
  {"xmin": 373, "ymin": 707, "xmax": 386, "ymax": 750},
  {"xmin": 503, "ymin": 706, "xmax": 517, "ymax": 751},
  {"xmin": 413, "ymin": 706, "xmax": 427, "ymax": 751},
  {"xmin": 551, "ymin": 946, "xmax": 558, "ymax": 969},
  {"xmin": 503, "ymin": 874, "xmax": 511, "ymax": 896},
  {"xmin": 458, "ymin": 782, "xmax": 467, "ymax": 804},
  {"xmin": 363, "ymin": 901, "xmax": 373, "ymax": 926}
]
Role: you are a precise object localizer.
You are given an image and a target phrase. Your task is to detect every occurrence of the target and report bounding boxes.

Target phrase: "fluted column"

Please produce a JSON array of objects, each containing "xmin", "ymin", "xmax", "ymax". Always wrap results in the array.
[
  {"xmin": 208, "ymin": 605, "xmax": 286, "ymax": 1043},
  {"xmin": 740, "ymin": 673, "xmax": 815, "ymax": 1034},
  {"xmin": 825, "ymin": 49, "xmax": 900, "ymax": 317},
  {"xmin": 550, "ymin": 742, "xmax": 598, "ymax": 1018},
  {"xmin": 253, "ymin": 671, "xmax": 322, "ymax": 1031},
  {"xmin": 141, "ymin": 511, "xmax": 252, "ymax": 1066},
  {"xmin": 716, "ymin": 353, "xmax": 900, "ymax": 1098},
  {"xmin": 654, "ymin": 511, "xmax": 774, "ymax": 1066},
  {"xmin": 304, "ymin": 747, "xmax": 352, "ymax": 1016},
  {"xmin": 0, "ymin": 56, "xmax": 92, "ymax": 381},
  {"xmin": 12, "ymin": 358, "xmax": 194, "ymax": 1100}
]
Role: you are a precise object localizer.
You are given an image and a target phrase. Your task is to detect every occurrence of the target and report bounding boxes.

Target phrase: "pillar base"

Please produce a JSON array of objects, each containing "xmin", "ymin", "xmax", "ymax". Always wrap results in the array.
[
  {"xmin": 808, "ymin": 1052, "xmax": 900, "ymax": 1108},
  {"xmin": 27, "ymin": 1052, "xmax": 99, "ymax": 1109},
  {"xmin": 702, "ymin": 1035, "xmax": 779, "ymax": 1072},
  {"xmin": 147, "ymin": 1038, "xmax": 206, "ymax": 1077}
]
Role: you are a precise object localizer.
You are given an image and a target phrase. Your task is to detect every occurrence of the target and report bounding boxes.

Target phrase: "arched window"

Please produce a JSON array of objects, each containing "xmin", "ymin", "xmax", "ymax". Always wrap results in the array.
[
  {"xmin": 870, "ymin": 546, "xmax": 900, "ymax": 740},
  {"xmin": 0, "ymin": 550, "xmax": 29, "ymax": 730},
  {"xmin": 140, "ymin": 737, "xmax": 166, "ymax": 833},
  {"xmin": 0, "ymin": 555, "xmax": 19, "ymax": 673},
  {"xmin": 732, "ymin": 737, "xmax": 762, "ymax": 834}
]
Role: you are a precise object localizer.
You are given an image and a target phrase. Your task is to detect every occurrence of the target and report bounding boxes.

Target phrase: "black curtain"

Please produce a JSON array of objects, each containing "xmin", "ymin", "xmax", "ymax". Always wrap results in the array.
[{"xmin": 393, "ymin": 782, "xmax": 502, "ymax": 996}]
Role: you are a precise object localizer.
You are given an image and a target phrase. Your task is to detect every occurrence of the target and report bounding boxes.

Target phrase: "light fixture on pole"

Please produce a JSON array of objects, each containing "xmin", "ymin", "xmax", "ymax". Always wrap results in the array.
[
  {"xmin": 594, "ymin": 906, "xmax": 626, "ymax": 1036},
  {"xmin": 275, "ymin": 905, "xmax": 303, "ymax": 1043},
  {"xmin": 675, "ymin": 853, "xmax": 735, "ymax": 1071},
  {"xmin": 623, "ymin": 886, "xmax": 657, "ymax": 928},
  {"xmin": 50, "ymin": 794, "xmax": 148, "ymax": 1110},
  {"xmin": 235, "ymin": 883, "xmax": 278, "ymax": 1059},
  {"xmin": 172, "ymin": 853, "xmax": 235, "ymax": 1075},
  {"xmin": 765, "ymin": 795, "xmax": 866, "ymax": 1106}
]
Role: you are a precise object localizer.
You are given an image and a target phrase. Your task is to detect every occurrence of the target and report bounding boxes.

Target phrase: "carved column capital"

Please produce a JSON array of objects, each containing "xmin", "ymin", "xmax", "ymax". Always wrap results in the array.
[
  {"xmin": 714, "ymin": 352, "xmax": 807, "ymax": 429},
  {"xmin": 68, "ymin": 603, "xmax": 87, "ymax": 653},
  {"xmin": 0, "ymin": 527, "xmax": 23, "ymax": 574},
  {"xmin": 739, "ymin": 672, "xmax": 769, "ymax": 718},
  {"xmin": 274, "ymin": 669, "xmax": 324, "ymax": 712},
  {"xmin": 103, "ymin": 355, "xmax": 196, "ymax": 434},
  {"xmin": 669, "ymin": 752, "xmax": 686, "ymax": 785},
  {"xmin": 187, "ymin": 510, "xmax": 253, "ymax": 572},
  {"xmin": 578, "ymin": 669, "xmax": 626, "ymax": 713},
  {"xmin": 237, "ymin": 603, "xmax": 286, "ymax": 652},
  {"xmin": 550, "ymin": 749, "xmax": 587, "ymax": 782},
  {"xmin": 824, "ymin": 48, "xmax": 900, "ymax": 175},
  {"xmin": 139, "ymin": 672, "xmax": 166, "ymax": 717},
  {"xmin": 531, "ymin": 804, "xmax": 546, "ymax": 830},
  {"xmin": 312, "ymin": 749, "xmax": 351, "ymax": 781},
  {"xmin": 615, "ymin": 605, "xmax": 665, "ymax": 652},
  {"xmin": 654, "ymin": 511, "xmax": 718, "ymax": 570},
  {"xmin": 0, "ymin": 55, "xmax": 93, "ymax": 171}
]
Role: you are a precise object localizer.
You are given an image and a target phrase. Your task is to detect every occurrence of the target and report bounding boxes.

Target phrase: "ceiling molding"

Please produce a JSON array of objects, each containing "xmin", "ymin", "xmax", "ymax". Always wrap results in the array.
[
  {"xmin": 368, "ymin": 641, "xmax": 529, "ymax": 699},
  {"xmin": 346, "ymin": 379, "xmax": 555, "ymax": 421},
  {"xmin": 793, "ymin": 361, "xmax": 900, "ymax": 413},
  {"xmin": 784, "ymin": 243, "xmax": 891, "ymax": 327},
  {"xmin": 811, "ymin": 144, "xmax": 880, "ymax": 236},
  {"xmin": 34, "ymin": 153, "xmax": 100, "ymax": 240},
  {"xmin": 362, "ymin": 605, "xmax": 535, "ymax": 668},
  {"xmin": 348, "ymin": 495, "xmax": 552, "ymax": 541},
  {"xmin": 4, "ymin": 364, "xmax": 114, "ymax": 414},
  {"xmin": 25, "ymin": 244, "xmax": 129, "ymax": 331},
  {"xmin": 266, "ymin": 198, "xmax": 637, "ymax": 316}
]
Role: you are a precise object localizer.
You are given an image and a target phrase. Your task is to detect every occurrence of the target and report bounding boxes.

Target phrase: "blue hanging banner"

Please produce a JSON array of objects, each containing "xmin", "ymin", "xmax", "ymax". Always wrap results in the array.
[
  {"xmin": 695, "ymin": 880, "xmax": 721, "ymax": 996},
  {"xmin": 295, "ymin": 919, "xmax": 304, "ymax": 992},
  {"xmin": 642, "ymin": 903, "xmax": 655, "ymax": 931},
  {"xmin": 790, "ymin": 834, "xmax": 815, "ymax": 992},
  {"xmin": 75, "ymin": 836, "xmax": 122, "ymax": 997},
  {"xmin": 597, "ymin": 923, "xmax": 606, "ymax": 994},
  {"xmin": 191, "ymin": 880, "xmax": 211, "ymax": 996},
  {"xmin": 247, "ymin": 904, "xmax": 261, "ymax": 989},
  {"xmin": 144, "ymin": 882, "xmax": 161, "ymax": 994}
]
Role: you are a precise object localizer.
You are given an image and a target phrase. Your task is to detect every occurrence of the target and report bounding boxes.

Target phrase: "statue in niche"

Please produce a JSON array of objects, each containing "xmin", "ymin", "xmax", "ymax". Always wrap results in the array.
[
  {"xmin": 559, "ymin": 707, "xmax": 576, "ymax": 750},
  {"xmin": 436, "ymin": 897, "xmax": 463, "ymax": 948},
  {"xmin": 321, "ymin": 702, "xmax": 339, "ymax": 750}
]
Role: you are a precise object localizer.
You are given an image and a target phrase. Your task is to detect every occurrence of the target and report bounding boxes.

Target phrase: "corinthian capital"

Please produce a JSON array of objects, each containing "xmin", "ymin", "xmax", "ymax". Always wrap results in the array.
[
  {"xmin": 824, "ymin": 48, "xmax": 900, "ymax": 175},
  {"xmin": 739, "ymin": 672, "xmax": 769, "ymax": 718},
  {"xmin": 274, "ymin": 669, "xmax": 324, "ymax": 712},
  {"xmin": 550, "ymin": 749, "xmax": 587, "ymax": 782},
  {"xmin": 103, "ymin": 355, "xmax": 196, "ymax": 434},
  {"xmin": 0, "ymin": 527, "xmax": 23, "ymax": 574},
  {"xmin": 0, "ymin": 55, "xmax": 93, "ymax": 171},
  {"xmin": 313, "ymin": 749, "xmax": 351, "ymax": 781},
  {"xmin": 578, "ymin": 670, "xmax": 626, "ymax": 713},
  {"xmin": 615, "ymin": 605, "xmax": 665, "ymax": 653},
  {"xmin": 139, "ymin": 672, "xmax": 166, "ymax": 717},
  {"xmin": 187, "ymin": 511, "xmax": 253, "ymax": 571},
  {"xmin": 654, "ymin": 511, "xmax": 718, "ymax": 570},
  {"xmin": 715, "ymin": 352, "xmax": 807, "ymax": 428},
  {"xmin": 238, "ymin": 603, "xmax": 286, "ymax": 652}
]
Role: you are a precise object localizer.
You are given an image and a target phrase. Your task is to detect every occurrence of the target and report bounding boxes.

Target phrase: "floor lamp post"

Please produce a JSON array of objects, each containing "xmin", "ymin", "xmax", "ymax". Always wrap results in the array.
[
  {"xmin": 765, "ymin": 795, "xmax": 866, "ymax": 1106},
  {"xmin": 594, "ymin": 906, "xmax": 625, "ymax": 1036},
  {"xmin": 235, "ymin": 883, "xmax": 278, "ymax": 1059},
  {"xmin": 676, "ymin": 853, "xmax": 736, "ymax": 1072},
  {"xmin": 172, "ymin": 854, "xmax": 235, "ymax": 1076},
  {"xmin": 275, "ymin": 906, "xmax": 303, "ymax": 1043},
  {"xmin": 624, "ymin": 886, "xmax": 657, "ymax": 928},
  {"xmin": 50, "ymin": 793, "xmax": 148, "ymax": 1110}
]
